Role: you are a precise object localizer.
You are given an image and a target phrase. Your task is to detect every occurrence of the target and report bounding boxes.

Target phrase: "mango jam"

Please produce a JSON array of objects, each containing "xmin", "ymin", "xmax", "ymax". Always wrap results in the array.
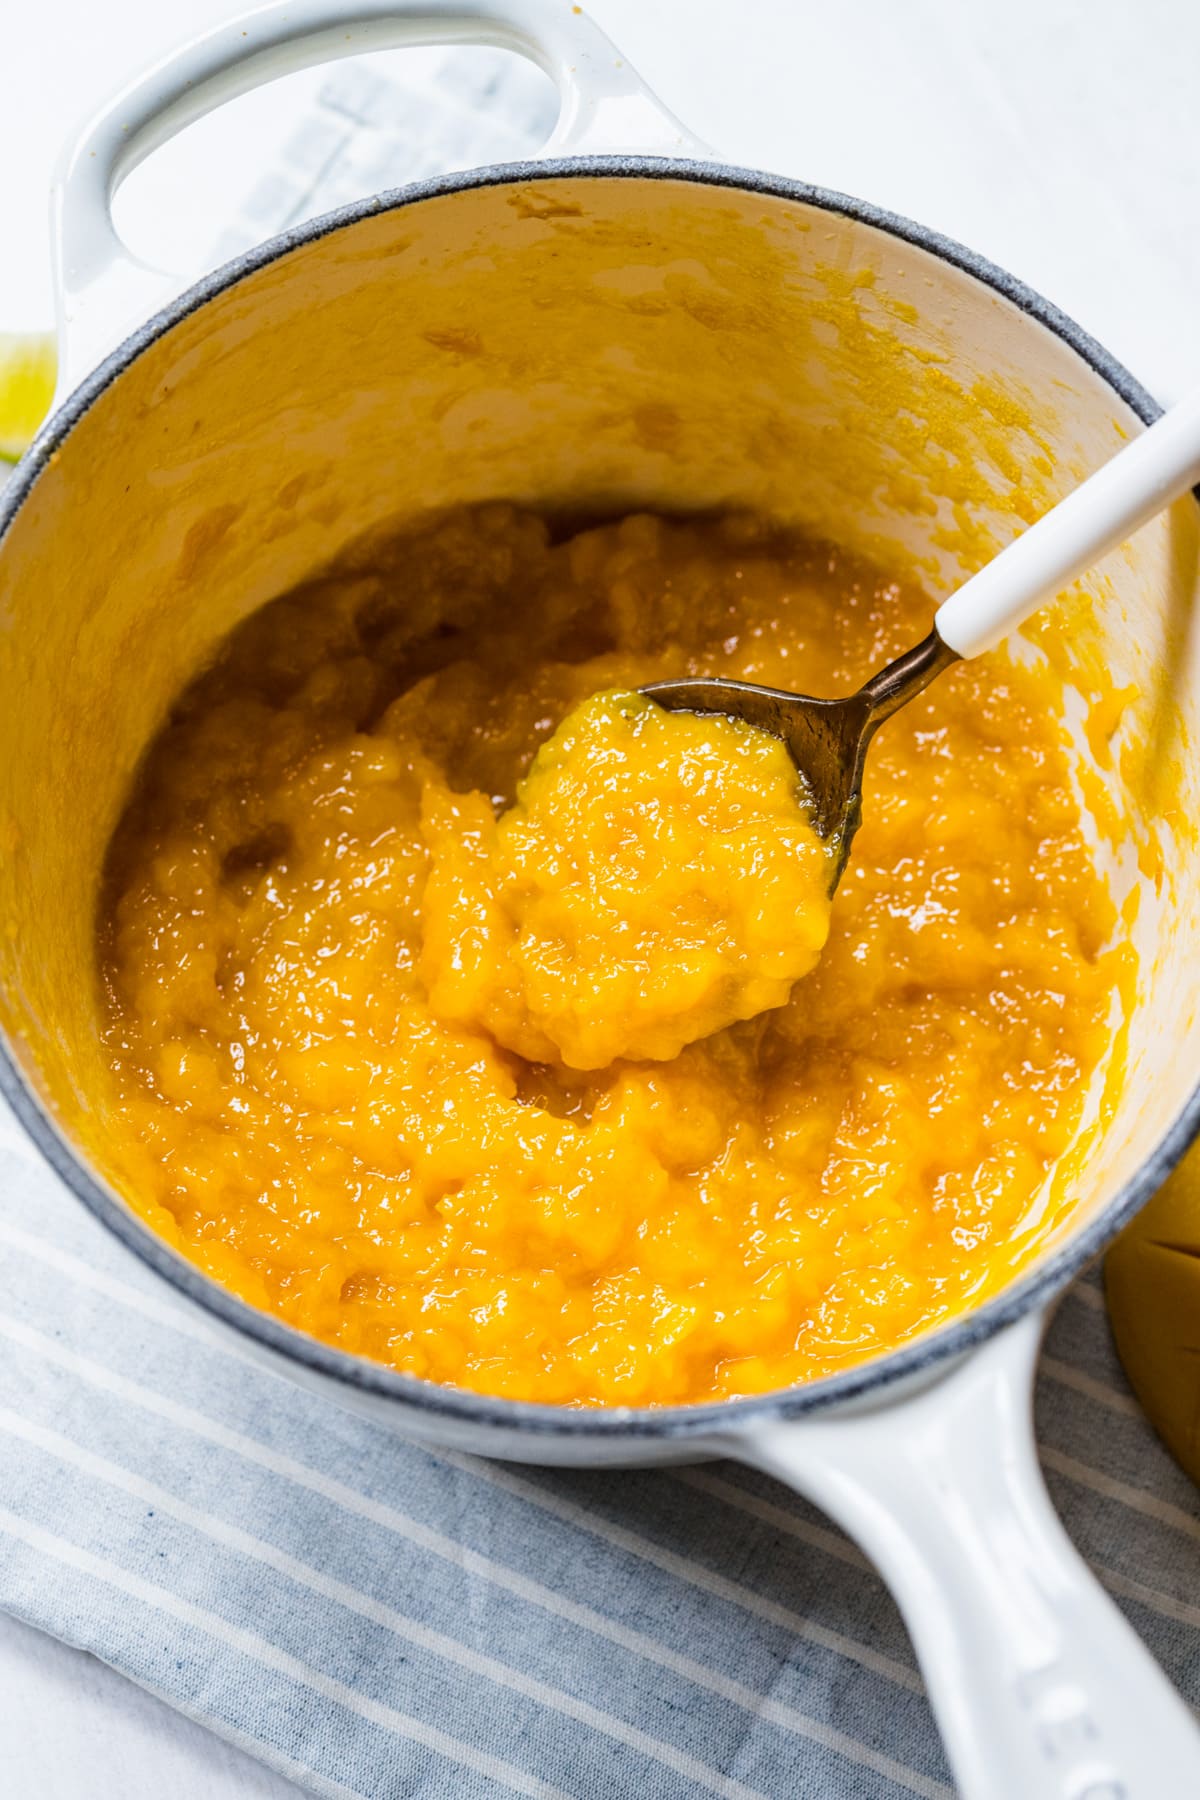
[
  {"xmin": 421, "ymin": 688, "xmax": 832, "ymax": 1069},
  {"xmin": 99, "ymin": 507, "xmax": 1124, "ymax": 1406}
]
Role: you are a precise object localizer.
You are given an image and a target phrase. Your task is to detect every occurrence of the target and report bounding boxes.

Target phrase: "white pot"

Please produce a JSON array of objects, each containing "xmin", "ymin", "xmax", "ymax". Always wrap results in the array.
[{"xmin": 2, "ymin": 5, "xmax": 1199, "ymax": 1794}]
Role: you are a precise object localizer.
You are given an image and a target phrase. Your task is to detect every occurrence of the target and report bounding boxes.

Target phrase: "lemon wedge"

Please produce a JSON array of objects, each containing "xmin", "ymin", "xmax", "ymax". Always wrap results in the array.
[
  {"xmin": 0, "ymin": 333, "xmax": 56, "ymax": 463},
  {"xmin": 1107, "ymin": 1139, "xmax": 1200, "ymax": 1487}
]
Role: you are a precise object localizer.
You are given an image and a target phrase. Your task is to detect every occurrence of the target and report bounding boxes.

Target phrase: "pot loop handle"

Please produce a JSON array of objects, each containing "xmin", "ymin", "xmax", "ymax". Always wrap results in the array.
[
  {"xmin": 51, "ymin": 0, "xmax": 710, "ymax": 395},
  {"xmin": 735, "ymin": 1309, "xmax": 1200, "ymax": 1800}
]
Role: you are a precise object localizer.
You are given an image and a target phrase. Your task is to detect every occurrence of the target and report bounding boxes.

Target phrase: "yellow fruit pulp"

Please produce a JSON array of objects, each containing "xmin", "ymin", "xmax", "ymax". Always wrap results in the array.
[
  {"xmin": 98, "ymin": 507, "xmax": 1125, "ymax": 1406},
  {"xmin": 421, "ymin": 688, "xmax": 832, "ymax": 1070}
]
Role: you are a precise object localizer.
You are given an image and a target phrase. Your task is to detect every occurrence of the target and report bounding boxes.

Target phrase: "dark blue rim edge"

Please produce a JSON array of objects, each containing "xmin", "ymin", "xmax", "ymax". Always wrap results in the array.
[{"xmin": 0, "ymin": 154, "xmax": 1193, "ymax": 1442}]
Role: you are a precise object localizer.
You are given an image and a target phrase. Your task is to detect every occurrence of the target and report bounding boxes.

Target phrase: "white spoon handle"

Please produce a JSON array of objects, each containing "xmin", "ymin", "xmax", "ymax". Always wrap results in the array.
[
  {"xmin": 741, "ymin": 1312, "xmax": 1200, "ymax": 1800},
  {"xmin": 935, "ymin": 383, "xmax": 1200, "ymax": 659}
]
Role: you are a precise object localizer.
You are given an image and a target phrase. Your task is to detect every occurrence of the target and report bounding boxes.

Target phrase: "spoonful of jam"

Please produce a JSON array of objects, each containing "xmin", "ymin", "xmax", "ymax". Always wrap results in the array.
[{"xmin": 644, "ymin": 383, "xmax": 1200, "ymax": 891}]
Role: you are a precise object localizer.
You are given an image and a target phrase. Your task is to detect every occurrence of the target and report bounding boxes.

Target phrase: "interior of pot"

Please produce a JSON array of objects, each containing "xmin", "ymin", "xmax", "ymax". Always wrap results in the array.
[{"xmin": 1, "ymin": 169, "xmax": 1198, "ymax": 1338}]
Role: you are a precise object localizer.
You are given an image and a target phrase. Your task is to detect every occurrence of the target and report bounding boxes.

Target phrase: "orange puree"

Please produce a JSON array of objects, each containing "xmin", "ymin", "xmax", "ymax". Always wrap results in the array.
[
  {"xmin": 99, "ymin": 507, "xmax": 1124, "ymax": 1407},
  {"xmin": 420, "ymin": 689, "xmax": 832, "ymax": 1069}
]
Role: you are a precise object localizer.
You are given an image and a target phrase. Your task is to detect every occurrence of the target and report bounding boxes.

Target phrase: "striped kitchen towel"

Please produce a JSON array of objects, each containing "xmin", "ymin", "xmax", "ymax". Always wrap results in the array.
[{"xmin": 1, "ymin": 1089, "xmax": 1198, "ymax": 1800}]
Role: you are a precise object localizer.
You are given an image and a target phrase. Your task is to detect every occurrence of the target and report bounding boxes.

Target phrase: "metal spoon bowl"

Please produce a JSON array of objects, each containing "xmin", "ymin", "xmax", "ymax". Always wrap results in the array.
[{"xmin": 643, "ymin": 629, "xmax": 957, "ymax": 892}]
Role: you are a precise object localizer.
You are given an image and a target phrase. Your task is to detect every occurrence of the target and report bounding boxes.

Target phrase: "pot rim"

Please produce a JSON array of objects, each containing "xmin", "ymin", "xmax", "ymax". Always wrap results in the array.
[{"xmin": 1, "ymin": 152, "xmax": 1194, "ymax": 1443}]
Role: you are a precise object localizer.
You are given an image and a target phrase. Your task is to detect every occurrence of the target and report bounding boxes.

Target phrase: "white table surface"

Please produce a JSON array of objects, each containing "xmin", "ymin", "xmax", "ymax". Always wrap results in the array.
[{"xmin": 4, "ymin": 0, "xmax": 1200, "ymax": 1793}]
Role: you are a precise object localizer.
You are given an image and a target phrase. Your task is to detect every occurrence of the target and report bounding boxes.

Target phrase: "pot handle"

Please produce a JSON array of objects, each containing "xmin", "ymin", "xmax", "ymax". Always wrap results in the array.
[
  {"xmin": 733, "ymin": 1310, "xmax": 1200, "ymax": 1800},
  {"xmin": 51, "ymin": 0, "xmax": 709, "ymax": 393}
]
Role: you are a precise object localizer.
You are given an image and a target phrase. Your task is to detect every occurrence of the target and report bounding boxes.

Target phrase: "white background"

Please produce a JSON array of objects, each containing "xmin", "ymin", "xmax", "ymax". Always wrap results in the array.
[{"xmin": 2, "ymin": 0, "xmax": 1200, "ymax": 1793}]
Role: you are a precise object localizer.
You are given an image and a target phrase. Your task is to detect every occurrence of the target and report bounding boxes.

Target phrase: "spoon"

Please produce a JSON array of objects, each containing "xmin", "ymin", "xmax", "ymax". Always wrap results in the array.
[{"xmin": 643, "ymin": 384, "xmax": 1200, "ymax": 890}]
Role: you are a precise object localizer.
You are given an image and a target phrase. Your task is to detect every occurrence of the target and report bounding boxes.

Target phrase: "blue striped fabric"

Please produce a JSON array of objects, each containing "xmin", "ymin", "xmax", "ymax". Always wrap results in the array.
[{"xmin": 1, "ymin": 1093, "xmax": 1198, "ymax": 1800}]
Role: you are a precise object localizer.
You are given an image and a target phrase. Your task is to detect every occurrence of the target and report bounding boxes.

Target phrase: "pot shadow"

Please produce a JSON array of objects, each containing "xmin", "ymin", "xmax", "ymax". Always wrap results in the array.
[
  {"xmin": 437, "ymin": 1442, "xmax": 948, "ymax": 1796},
  {"xmin": 472, "ymin": 1276, "xmax": 1200, "ymax": 1794}
]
